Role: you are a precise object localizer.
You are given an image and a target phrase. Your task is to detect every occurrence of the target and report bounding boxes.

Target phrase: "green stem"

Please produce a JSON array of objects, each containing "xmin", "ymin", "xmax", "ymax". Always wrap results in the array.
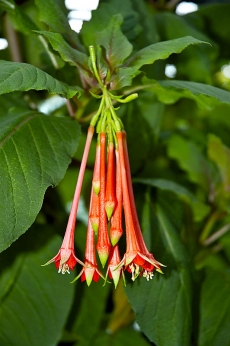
[
  {"xmin": 90, "ymin": 97, "xmax": 104, "ymax": 127},
  {"xmin": 89, "ymin": 45, "xmax": 104, "ymax": 88}
]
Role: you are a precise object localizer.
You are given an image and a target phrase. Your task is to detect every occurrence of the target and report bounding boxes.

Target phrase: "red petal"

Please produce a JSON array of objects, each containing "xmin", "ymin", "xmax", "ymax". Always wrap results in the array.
[
  {"xmin": 67, "ymin": 253, "xmax": 77, "ymax": 270},
  {"xmin": 133, "ymin": 254, "xmax": 145, "ymax": 266},
  {"xmin": 93, "ymin": 271, "xmax": 100, "ymax": 282},
  {"xmin": 81, "ymin": 272, "xmax": 86, "ymax": 282}
]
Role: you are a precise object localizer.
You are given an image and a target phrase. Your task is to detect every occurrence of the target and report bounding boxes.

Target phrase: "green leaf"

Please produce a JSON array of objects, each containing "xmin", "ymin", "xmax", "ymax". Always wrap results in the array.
[
  {"xmin": 135, "ymin": 178, "xmax": 210, "ymax": 222},
  {"xmin": 0, "ymin": 109, "xmax": 80, "ymax": 252},
  {"xmin": 95, "ymin": 14, "xmax": 133, "ymax": 70},
  {"xmin": 0, "ymin": 60, "xmax": 81, "ymax": 98},
  {"xmin": 0, "ymin": 92, "xmax": 28, "ymax": 117},
  {"xmin": 34, "ymin": 31, "xmax": 90, "ymax": 75},
  {"xmin": 167, "ymin": 134, "xmax": 211, "ymax": 189},
  {"xmin": 70, "ymin": 283, "xmax": 110, "ymax": 344},
  {"xmin": 126, "ymin": 36, "xmax": 208, "ymax": 70},
  {"xmin": 80, "ymin": 0, "xmax": 139, "ymax": 49},
  {"xmin": 34, "ymin": 0, "xmax": 84, "ymax": 50},
  {"xmin": 153, "ymin": 12, "xmax": 216, "ymax": 83},
  {"xmin": 126, "ymin": 204, "xmax": 192, "ymax": 346},
  {"xmin": 86, "ymin": 328, "xmax": 150, "ymax": 346},
  {"xmin": 0, "ymin": 225, "xmax": 75, "ymax": 346},
  {"xmin": 198, "ymin": 268, "xmax": 230, "ymax": 346},
  {"xmin": 208, "ymin": 134, "xmax": 230, "ymax": 193},
  {"xmin": 110, "ymin": 67, "xmax": 140, "ymax": 90},
  {"xmin": 157, "ymin": 80, "xmax": 230, "ymax": 108}
]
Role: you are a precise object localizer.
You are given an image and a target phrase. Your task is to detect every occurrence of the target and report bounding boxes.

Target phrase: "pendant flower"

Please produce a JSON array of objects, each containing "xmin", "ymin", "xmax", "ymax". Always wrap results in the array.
[
  {"xmin": 43, "ymin": 46, "xmax": 165, "ymax": 287},
  {"xmin": 43, "ymin": 126, "xmax": 94, "ymax": 274}
]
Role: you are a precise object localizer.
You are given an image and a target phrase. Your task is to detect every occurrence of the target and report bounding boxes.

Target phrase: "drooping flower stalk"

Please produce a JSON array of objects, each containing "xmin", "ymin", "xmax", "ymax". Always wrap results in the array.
[
  {"xmin": 96, "ymin": 132, "xmax": 111, "ymax": 267},
  {"xmin": 43, "ymin": 126, "xmax": 94, "ymax": 274},
  {"xmin": 110, "ymin": 147, "xmax": 124, "ymax": 246}
]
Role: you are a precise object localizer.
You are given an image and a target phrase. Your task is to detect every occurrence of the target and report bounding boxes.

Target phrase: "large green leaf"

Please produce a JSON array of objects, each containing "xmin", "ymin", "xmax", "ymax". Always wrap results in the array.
[
  {"xmin": 126, "ymin": 203, "xmax": 192, "ymax": 346},
  {"xmin": 0, "ymin": 109, "xmax": 80, "ymax": 252},
  {"xmin": 135, "ymin": 178, "xmax": 210, "ymax": 222},
  {"xmin": 0, "ymin": 226, "xmax": 75, "ymax": 346},
  {"xmin": 34, "ymin": 31, "xmax": 90, "ymax": 75},
  {"xmin": 95, "ymin": 14, "xmax": 133, "ymax": 70},
  {"xmin": 0, "ymin": 60, "xmax": 81, "ymax": 98},
  {"xmin": 198, "ymin": 268, "xmax": 230, "ymax": 346},
  {"xmin": 126, "ymin": 36, "xmax": 207, "ymax": 70}
]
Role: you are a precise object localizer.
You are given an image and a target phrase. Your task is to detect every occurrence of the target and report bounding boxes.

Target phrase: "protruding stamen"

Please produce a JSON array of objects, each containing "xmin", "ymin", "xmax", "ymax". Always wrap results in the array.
[
  {"xmin": 58, "ymin": 264, "xmax": 70, "ymax": 274},
  {"xmin": 129, "ymin": 263, "xmax": 141, "ymax": 281},
  {"xmin": 143, "ymin": 270, "xmax": 154, "ymax": 281}
]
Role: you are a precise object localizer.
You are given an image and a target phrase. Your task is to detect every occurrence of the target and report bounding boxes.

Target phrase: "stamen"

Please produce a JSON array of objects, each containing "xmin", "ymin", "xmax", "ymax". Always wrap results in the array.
[
  {"xmin": 143, "ymin": 270, "xmax": 154, "ymax": 281},
  {"xmin": 129, "ymin": 263, "xmax": 135, "ymax": 281},
  {"xmin": 134, "ymin": 264, "xmax": 140, "ymax": 278},
  {"xmin": 58, "ymin": 264, "xmax": 70, "ymax": 274},
  {"xmin": 129, "ymin": 263, "xmax": 141, "ymax": 281}
]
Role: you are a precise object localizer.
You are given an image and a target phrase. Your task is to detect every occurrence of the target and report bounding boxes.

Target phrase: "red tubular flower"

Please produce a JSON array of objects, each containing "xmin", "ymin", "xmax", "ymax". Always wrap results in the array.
[
  {"xmin": 106, "ymin": 244, "xmax": 124, "ymax": 288},
  {"xmin": 43, "ymin": 126, "xmax": 94, "ymax": 274},
  {"xmin": 89, "ymin": 144, "xmax": 100, "ymax": 234},
  {"xmin": 116, "ymin": 131, "xmax": 163, "ymax": 281},
  {"xmin": 110, "ymin": 148, "xmax": 123, "ymax": 246},
  {"xmin": 72, "ymin": 193, "xmax": 104, "ymax": 286},
  {"xmin": 96, "ymin": 132, "xmax": 111, "ymax": 267},
  {"xmin": 105, "ymin": 142, "xmax": 117, "ymax": 221},
  {"xmin": 122, "ymin": 131, "xmax": 164, "ymax": 275},
  {"xmin": 92, "ymin": 143, "xmax": 100, "ymax": 195}
]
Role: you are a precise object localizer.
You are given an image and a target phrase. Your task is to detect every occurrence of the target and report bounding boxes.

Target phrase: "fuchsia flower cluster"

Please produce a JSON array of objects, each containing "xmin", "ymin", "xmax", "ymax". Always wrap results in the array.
[
  {"xmin": 43, "ymin": 46, "xmax": 164, "ymax": 287},
  {"xmin": 44, "ymin": 125, "xmax": 164, "ymax": 287}
]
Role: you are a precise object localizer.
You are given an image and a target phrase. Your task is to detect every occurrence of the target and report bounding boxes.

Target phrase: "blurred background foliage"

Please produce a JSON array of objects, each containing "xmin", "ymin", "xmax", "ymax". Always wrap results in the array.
[{"xmin": 0, "ymin": 0, "xmax": 230, "ymax": 345}]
